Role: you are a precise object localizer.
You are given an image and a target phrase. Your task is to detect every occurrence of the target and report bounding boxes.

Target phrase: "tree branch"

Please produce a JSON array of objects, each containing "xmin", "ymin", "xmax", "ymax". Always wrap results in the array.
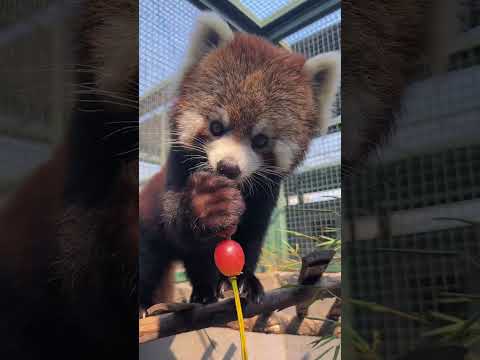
[{"xmin": 139, "ymin": 274, "xmax": 340, "ymax": 343}]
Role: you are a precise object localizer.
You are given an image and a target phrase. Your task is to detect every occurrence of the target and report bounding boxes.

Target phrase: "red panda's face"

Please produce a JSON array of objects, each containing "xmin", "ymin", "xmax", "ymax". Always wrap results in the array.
[
  {"xmin": 174, "ymin": 35, "xmax": 315, "ymax": 180},
  {"xmin": 171, "ymin": 13, "xmax": 340, "ymax": 183}
]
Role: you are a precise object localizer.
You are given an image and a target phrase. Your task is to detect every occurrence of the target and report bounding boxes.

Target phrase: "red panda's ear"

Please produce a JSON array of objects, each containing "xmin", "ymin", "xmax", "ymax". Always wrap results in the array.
[
  {"xmin": 182, "ymin": 11, "xmax": 234, "ymax": 73},
  {"xmin": 76, "ymin": 0, "xmax": 138, "ymax": 101},
  {"xmin": 304, "ymin": 51, "xmax": 341, "ymax": 134}
]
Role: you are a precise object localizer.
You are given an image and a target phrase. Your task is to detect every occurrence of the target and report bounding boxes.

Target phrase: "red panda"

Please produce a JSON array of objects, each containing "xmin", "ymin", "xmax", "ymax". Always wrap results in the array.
[
  {"xmin": 0, "ymin": 1, "xmax": 138, "ymax": 358},
  {"xmin": 342, "ymin": 0, "xmax": 437, "ymax": 168},
  {"xmin": 139, "ymin": 12, "xmax": 340, "ymax": 309}
]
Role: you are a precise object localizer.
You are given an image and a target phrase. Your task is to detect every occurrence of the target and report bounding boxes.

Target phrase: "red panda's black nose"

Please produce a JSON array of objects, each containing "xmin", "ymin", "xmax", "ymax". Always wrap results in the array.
[{"xmin": 217, "ymin": 159, "xmax": 241, "ymax": 179}]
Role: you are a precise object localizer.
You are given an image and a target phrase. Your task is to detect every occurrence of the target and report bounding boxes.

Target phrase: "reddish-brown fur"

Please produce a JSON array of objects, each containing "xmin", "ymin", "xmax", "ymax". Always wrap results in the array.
[
  {"xmin": 0, "ymin": 143, "xmax": 138, "ymax": 356},
  {"xmin": 139, "ymin": 168, "xmax": 177, "ymax": 305},
  {"xmin": 140, "ymin": 167, "xmax": 245, "ymax": 305},
  {"xmin": 185, "ymin": 171, "xmax": 245, "ymax": 235},
  {"xmin": 139, "ymin": 28, "xmax": 331, "ymax": 308},
  {"xmin": 172, "ymin": 33, "xmax": 317, "ymax": 171},
  {"xmin": 342, "ymin": 0, "xmax": 434, "ymax": 167},
  {"xmin": 0, "ymin": 1, "xmax": 139, "ymax": 357},
  {"xmin": 139, "ymin": 167, "xmax": 167, "ymax": 226},
  {"xmin": 0, "ymin": 145, "xmax": 67, "ymax": 295}
]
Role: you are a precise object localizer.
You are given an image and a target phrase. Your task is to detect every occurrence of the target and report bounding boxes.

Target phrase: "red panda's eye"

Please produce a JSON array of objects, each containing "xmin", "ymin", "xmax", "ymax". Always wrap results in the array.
[
  {"xmin": 209, "ymin": 120, "xmax": 225, "ymax": 137},
  {"xmin": 252, "ymin": 134, "xmax": 269, "ymax": 149}
]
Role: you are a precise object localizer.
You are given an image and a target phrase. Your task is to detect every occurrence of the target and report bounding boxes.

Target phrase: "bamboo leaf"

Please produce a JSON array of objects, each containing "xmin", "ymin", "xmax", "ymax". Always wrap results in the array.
[
  {"xmin": 332, "ymin": 345, "xmax": 340, "ymax": 360},
  {"xmin": 348, "ymin": 299, "xmax": 428, "ymax": 324},
  {"xmin": 374, "ymin": 248, "xmax": 459, "ymax": 256},
  {"xmin": 315, "ymin": 346, "xmax": 334, "ymax": 359},
  {"xmin": 281, "ymin": 229, "xmax": 320, "ymax": 242},
  {"xmin": 311, "ymin": 336, "xmax": 336, "ymax": 349},
  {"xmin": 428, "ymin": 312, "xmax": 464, "ymax": 323}
]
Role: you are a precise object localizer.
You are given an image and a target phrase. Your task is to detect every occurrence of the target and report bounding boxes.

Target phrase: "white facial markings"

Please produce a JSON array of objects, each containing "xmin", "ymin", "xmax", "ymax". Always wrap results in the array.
[
  {"xmin": 181, "ymin": 12, "xmax": 234, "ymax": 76},
  {"xmin": 210, "ymin": 107, "xmax": 230, "ymax": 128},
  {"xmin": 274, "ymin": 139, "xmax": 299, "ymax": 171},
  {"xmin": 252, "ymin": 119, "xmax": 273, "ymax": 138},
  {"xmin": 177, "ymin": 110, "xmax": 206, "ymax": 144},
  {"xmin": 303, "ymin": 51, "xmax": 341, "ymax": 134},
  {"xmin": 206, "ymin": 135, "xmax": 261, "ymax": 178}
]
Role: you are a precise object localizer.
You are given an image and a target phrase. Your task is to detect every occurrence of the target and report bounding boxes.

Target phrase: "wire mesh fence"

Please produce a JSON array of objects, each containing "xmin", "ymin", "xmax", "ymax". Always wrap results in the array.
[
  {"xmin": 0, "ymin": 2, "xmax": 71, "ymax": 200},
  {"xmin": 233, "ymin": 0, "xmax": 293, "ymax": 22},
  {"xmin": 139, "ymin": 1, "xmax": 342, "ymax": 264},
  {"xmin": 345, "ymin": 226, "xmax": 480, "ymax": 358},
  {"xmin": 139, "ymin": 0, "xmax": 200, "ymax": 185},
  {"xmin": 343, "ymin": 9, "xmax": 480, "ymax": 358},
  {"xmin": 279, "ymin": 11, "xmax": 342, "ymax": 258}
]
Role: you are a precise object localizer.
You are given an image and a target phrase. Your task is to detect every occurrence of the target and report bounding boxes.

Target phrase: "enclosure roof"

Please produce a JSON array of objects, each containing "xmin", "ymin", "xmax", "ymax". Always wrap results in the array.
[
  {"xmin": 230, "ymin": 0, "xmax": 308, "ymax": 25},
  {"xmin": 189, "ymin": 0, "xmax": 339, "ymax": 42}
]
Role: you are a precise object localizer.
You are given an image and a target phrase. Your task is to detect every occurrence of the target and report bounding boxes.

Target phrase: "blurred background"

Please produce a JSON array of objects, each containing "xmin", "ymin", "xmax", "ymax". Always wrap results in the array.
[
  {"xmin": 0, "ymin": 1, "xmax": 73, "ymax": 205},
  {"xmin": 343, "ymin": 2, "xmax": 480, "ymax": 359}
]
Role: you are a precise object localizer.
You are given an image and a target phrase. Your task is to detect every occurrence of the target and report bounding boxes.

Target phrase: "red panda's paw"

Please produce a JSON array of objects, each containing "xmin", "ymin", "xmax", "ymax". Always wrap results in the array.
[
  {"xmin": 238, "ymin": 272, "xmax": 265, "ymax": 304},
  {"xmin": 217, "ymin": 272, "xmax": 265, "ymax": 304},
  {"xmin": 189, "ymin": 284, "xmax": 218, "ymax": 305},
  {"xmin": 188, "ymin": 171, "xmax": 245, "ymax": 236}
]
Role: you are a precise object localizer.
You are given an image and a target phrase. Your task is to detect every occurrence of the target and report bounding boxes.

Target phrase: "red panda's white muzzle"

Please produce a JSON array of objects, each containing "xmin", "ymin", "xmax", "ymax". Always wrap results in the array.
[{"xmin": 206, "ymin": 135, "xmax": 261, "ymax": 180}]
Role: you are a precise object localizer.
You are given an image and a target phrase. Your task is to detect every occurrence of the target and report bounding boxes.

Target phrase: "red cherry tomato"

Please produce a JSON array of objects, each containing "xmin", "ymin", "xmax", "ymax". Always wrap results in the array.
[{"xmin": 214, "ymin": 239, "xmax": 245, "ymax": 276}]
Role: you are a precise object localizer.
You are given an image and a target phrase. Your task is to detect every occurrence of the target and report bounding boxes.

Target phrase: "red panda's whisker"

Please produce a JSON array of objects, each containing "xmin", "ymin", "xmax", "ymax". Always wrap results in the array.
[
  {"xmin": 263, "ymin": 164, "xmax": 287, "ymax": 171},
  {"xmin": 240, "ymin": 177, "xmax": 254, "ymax": 198},
  {"xmin": 182, "ymin": 156, "xmax": 207, "ymax": 165},
  {"xmin": 102, "ymin": 126, "xmax": 138, "ymax": 140},
  {"xmin": 169, "ymin": 142, "xmax": 206, "ymax": 154},
  {"xmin": 252, "ymin": 172, "xmax": 276, "ymax": 200},
  {"xmin": 75, "ymin": 107, "xmax": 105, "ymax": 112},
  {"xmin": 114, "ymin": 146, "xmax": 139, "ymax": 157},
  {"xmin": 106, "ymin": 121, "xmax": 139, "ymax": 125},
  {"xmin": 258, "ymin": 168, "xmax": 285, "ymax": 178},
  {"xmin": 188, "ymin": 162, "xmax": 210, "ymax": 173},
  {"xmin": 250, "ymin": 174, "xmax": 270, "ymax": 198},
  {"xmin": 77, "ymin": 99, "xmax": 138, "ymax": 110},
  {"xmin": 75, "ymin": 87, "xmax": 138, "ymax": 103}
]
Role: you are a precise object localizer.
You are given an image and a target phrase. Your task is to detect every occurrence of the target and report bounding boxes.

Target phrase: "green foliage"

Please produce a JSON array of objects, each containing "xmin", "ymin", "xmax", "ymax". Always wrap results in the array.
[
  {"xmin": 311, "ymin": 336, "xmax": 341, "ymax": 360},
  {"xmin": 259, "ymin": 227, "xmax": 341, "ymax": 273}
]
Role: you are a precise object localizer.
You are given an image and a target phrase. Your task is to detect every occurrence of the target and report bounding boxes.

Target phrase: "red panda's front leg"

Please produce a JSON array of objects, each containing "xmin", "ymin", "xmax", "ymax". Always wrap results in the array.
[
  {"xmin": 184, "ymin": 171, "xmax": 246, "ymax": 304},
  {"xmin": 154, "ymin": 171, "xmax": 246, "ymax": 305},
  {"xmin": 216, "ymin": 232, "xmax": 267, "ymax": 304},
  {"xmin": 187, "ymin": 171, "xmax": 245, "ymax": 238}
]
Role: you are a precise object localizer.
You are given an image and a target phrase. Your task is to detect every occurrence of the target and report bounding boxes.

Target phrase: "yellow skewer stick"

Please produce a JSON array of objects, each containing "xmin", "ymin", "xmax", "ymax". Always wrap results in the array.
[
  {"xmin": 214, "ymin": 239, "xmax": 249, "ymax": 359},
  {"xmin": 230, "ymin": 276, "xmax": 248, "ymax": 360}
]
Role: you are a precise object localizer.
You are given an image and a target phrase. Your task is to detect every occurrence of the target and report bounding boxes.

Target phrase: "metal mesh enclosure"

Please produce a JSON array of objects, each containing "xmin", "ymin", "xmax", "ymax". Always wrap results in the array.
[
  {"xmin": 140, "ymin": 0, "xmax": 200, "ymax": 96},
  {"xmin": 344, "ymin": 145, "xmax": 480, "ymax": 218},
  {"xmin": 345, "ymin": 226, "xmax": 480, "ymax": 357},
  {"xmin": 139, "ymin": 2, "xmax": 342, "ymax": 265},
  {"xmin": 343, "ymin": 7, "xmax": 480, "ymax": 358},
  {"xmin": 0, "ymin": 2, "xmax": 72, "ymax": 201},
  {"xmin": 139, "ymin": 0, "xmax": 200, "ymax": 186},
  {"xmin": 280, "ymin": 11, "xmax": 342, "ymax": 257},
  {"xmin": 285, "ymin": 9, "xmax": 341, "ymax": 118},
  {"xmin": 235, "ymin": 0, "xmax": 294, "ymax": 22}
]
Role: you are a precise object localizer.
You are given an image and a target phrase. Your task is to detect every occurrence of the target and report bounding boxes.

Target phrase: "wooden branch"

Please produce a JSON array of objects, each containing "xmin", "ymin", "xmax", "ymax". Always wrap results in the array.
[
  {"xmin": 139, "ymin": 274, "xmax": 340, "ymax": 343},
  {"xmin": 220, "ymin": 308, "xmax": 338, "ymax": 337}
]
